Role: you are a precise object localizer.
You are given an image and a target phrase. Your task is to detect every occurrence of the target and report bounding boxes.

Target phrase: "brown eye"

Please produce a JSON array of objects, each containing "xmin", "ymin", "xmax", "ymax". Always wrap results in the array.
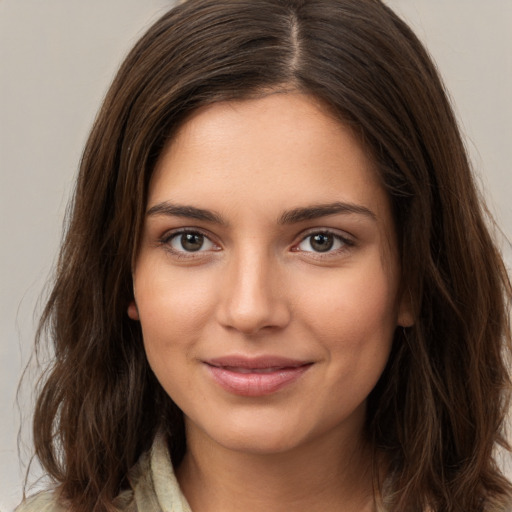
[
  {"xmin": 181, "ymin": 233, "xmax": 204, "ymax": 251},
  {"xmin": 296, "ymin": 231, "xmax": 351, "ymax": 254},
  {"xmin": 168, "ymin": 231, "xmax": 215, "ymax": 253},
  {"xmin": 310, "ymin": 233, "xmax": 334, "ymax": 252}
]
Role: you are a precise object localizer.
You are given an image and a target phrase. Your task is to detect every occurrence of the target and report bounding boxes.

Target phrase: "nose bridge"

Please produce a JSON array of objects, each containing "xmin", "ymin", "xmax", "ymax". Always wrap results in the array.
[{"xmin": 217, "ymin": 243, "xmax": 289, "ymax": 334}]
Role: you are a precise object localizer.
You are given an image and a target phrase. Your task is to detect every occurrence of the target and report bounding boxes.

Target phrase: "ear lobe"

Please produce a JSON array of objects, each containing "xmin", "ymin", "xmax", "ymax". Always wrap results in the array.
[{"xmin": 127, "ymin": 300, "xmax": 140, "ymax": 321}]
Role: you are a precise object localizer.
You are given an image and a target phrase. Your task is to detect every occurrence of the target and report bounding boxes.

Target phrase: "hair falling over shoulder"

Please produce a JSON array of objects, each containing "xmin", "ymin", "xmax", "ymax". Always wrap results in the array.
[{"xmin": 26, "ymin": 0, "xmax": 512, "ymax": 511}]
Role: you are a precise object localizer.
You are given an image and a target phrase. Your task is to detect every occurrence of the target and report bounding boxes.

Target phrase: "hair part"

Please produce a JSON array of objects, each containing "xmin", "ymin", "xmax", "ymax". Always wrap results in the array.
[{"xmin": 28, "ymin": 1, "xmax": 512, "ymax": 511}]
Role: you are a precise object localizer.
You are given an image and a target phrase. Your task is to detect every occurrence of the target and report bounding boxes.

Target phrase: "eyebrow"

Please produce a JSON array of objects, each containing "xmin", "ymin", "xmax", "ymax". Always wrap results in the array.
[
  {"xmin": 278, "ymin": 202, "xmax": 376, "ymax": 224},
  {"xmin": 146, "ymin": 202, "xmax": 227, "ymax": 225},
  {"xmin": 146, "ymin": 200, "xmax": 376, "ymax": 225}
]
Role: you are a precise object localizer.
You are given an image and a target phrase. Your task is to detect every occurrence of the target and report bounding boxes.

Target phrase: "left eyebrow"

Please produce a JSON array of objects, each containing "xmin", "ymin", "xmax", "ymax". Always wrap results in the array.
[{"xmin": 278, "ymin": 202, "xmax": 376, "ymax": 224}]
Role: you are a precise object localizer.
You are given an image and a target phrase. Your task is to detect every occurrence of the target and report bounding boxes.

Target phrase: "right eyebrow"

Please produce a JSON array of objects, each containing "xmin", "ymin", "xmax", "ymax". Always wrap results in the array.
[{"xmin": 146, "ymin": 202, "xmax": 227, "ymax": 225}]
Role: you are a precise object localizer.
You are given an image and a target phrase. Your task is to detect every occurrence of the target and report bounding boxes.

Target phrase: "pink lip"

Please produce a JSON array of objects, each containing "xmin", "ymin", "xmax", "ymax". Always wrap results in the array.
[{"xmin": 204, "ymin": 356, "xmax": 313, "ymax": 397}]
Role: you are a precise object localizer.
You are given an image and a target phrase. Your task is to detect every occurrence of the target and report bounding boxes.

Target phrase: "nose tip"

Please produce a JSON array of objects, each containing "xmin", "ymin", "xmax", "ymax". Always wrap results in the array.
[
  {"xmin": 216, "ymin": 261, "xmax": 290, "ymax": 335},
  {"xmin": 221, "ymin": 297, "xmax": 288, "ymax": 335}
]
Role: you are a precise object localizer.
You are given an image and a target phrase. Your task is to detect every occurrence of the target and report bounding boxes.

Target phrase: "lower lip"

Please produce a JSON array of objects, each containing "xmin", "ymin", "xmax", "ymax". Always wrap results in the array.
[{"xmin": 205, "ymin": 364, "xmax": 312, "ymax": 397}]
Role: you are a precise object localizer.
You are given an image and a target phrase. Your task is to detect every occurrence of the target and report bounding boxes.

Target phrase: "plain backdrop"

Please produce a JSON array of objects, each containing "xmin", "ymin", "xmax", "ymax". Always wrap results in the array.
[{"xmin": 1, "ymin": 1, "xmax": 511, "ymax": 510}]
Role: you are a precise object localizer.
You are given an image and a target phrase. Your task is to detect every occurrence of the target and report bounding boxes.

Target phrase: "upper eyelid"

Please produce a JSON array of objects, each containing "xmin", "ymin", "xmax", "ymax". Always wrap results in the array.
[
  {"xmin": 295, "ymin": 227, "xmax": 354, "ymax": 243},
  {"xmin": 161, "ymin": 227, "xmax": 216, "ymax": 242}
]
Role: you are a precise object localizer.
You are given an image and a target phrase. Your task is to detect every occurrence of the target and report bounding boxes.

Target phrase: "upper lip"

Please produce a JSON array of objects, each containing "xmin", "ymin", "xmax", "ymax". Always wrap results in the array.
[{"xmin": 205, "ymin": 356, "xmax": 312, "ymax": 369}]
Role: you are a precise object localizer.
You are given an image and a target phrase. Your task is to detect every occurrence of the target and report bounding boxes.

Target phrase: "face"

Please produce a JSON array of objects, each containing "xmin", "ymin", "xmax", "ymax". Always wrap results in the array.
[{"xmin": 129, "ymin": 93, "xmax": 413, "ymax": 456}]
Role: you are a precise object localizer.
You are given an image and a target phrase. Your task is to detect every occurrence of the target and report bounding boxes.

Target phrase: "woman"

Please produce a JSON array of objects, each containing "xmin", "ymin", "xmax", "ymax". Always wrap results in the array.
[{"xmin": 17, "ymin": 0, "xmax": 512, "ymax": 511}]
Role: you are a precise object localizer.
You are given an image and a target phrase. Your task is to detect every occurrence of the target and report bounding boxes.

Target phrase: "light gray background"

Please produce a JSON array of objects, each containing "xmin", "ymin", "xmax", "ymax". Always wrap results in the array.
[{"xmin": 1, "ymin": 1, "xmax": 511, "ymax": 510}]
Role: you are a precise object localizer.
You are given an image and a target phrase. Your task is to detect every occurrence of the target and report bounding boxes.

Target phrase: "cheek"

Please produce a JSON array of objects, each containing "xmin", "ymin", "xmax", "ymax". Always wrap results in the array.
[
  {"xmin": 134, "ymin": 267, "xmax": 217, "ymax": 404},
  {"xmin": 298, "ymin": 266, "xmax": 398, "ymax": 336},
  {"xmin": 293, "ymin": 260, "xmax": 398, "ymax": 385},
  {"xmin": 134, "ymin": 264, "xmax": 218, "ymax": 355}
]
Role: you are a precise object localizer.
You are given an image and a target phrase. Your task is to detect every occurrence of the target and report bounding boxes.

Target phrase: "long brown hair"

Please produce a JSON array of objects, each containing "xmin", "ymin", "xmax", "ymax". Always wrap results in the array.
[{"xmin": 28, "ymin": 0, "xmax": 512, "ymax": 510}]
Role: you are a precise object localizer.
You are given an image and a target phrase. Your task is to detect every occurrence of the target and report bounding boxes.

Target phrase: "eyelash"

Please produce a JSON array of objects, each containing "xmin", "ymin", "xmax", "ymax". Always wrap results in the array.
[
  {"xmin": 158, "ymin": 228, "xmax": 355, "ymax": 259},
  {"xmin": 292, "ymin": 229, "xmax": 355, "ymax": 256},
  {"xmin": 159, "ymin": 229, "xmax": 219, "ymax": 258}
]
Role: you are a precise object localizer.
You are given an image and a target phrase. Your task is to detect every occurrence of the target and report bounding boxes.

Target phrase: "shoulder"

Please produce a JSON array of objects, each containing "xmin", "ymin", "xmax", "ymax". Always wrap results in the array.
[
  {"xmin": 15, "ymin": 491, "xmax": 68, "ymax": 512},
  {"xmin": 14, "ymin": 433, "xmax": 185, "ymax": 512}
]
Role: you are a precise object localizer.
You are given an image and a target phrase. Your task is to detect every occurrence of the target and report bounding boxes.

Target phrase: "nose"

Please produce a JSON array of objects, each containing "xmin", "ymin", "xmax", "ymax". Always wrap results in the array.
[{"xmin": 216, "ymin": 249, "xmax": 291, "ymax": 336}]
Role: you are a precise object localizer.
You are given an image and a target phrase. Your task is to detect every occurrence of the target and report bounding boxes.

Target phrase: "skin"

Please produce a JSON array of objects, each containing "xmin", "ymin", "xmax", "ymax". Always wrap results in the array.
[{"xmin": 129, "ymin": 92, "xmax": 413, "ymax": 512}]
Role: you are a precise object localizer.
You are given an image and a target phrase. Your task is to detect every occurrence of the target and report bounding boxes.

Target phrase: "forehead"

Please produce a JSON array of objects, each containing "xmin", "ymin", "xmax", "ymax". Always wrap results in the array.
[{"xmin": 150, "ymin": 93, "xmax": 385, "ymax": 214}]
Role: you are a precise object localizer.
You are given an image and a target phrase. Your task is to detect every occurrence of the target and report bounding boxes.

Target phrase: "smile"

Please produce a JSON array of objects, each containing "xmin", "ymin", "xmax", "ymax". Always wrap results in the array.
[{"xmin": 204, "ymin": 357, "xmax": 313, "ymax": 397}]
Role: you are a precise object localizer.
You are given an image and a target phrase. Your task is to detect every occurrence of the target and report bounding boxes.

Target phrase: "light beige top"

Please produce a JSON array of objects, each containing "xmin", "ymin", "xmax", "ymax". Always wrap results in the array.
[{"xmin": 16, "ymin": 433, "xmax": 192, "ymax": 512}]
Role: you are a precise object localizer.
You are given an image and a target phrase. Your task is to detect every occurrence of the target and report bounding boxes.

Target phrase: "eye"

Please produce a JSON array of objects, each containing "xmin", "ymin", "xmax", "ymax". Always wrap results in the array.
[
  {"xmin": 166, "ymin": 231, "xmax": 217, "ymax": 253},
  {"xmin": 295, "ymin": 231, "xmax": 351, "ymax": 253}
]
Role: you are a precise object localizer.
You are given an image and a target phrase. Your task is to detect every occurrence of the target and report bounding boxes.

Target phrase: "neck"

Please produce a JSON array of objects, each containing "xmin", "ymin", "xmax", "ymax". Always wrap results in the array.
[{"xmin": 176, "ymin": 423, "xmax": 376, "ymax": 512}]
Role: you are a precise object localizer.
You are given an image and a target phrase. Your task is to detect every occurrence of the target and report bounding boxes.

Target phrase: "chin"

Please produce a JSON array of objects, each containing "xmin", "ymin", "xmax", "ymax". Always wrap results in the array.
[
  {"xmin": 187, "ymin": 410, "xmax": 312, "ymax": 456},
  {"xmin": 216, "ymin": 428, "xmax": 307, "ymax": 456}
]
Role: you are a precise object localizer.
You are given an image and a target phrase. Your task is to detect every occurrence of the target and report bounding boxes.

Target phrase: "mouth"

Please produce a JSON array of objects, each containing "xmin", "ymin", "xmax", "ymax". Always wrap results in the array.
[
  {"xmin": 216, "ymin": 366, "xmax": 299, "ymax": 374},
  {"xmin": 204, "ymin": 356, "xmax": 313, "ymax": 396}
]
